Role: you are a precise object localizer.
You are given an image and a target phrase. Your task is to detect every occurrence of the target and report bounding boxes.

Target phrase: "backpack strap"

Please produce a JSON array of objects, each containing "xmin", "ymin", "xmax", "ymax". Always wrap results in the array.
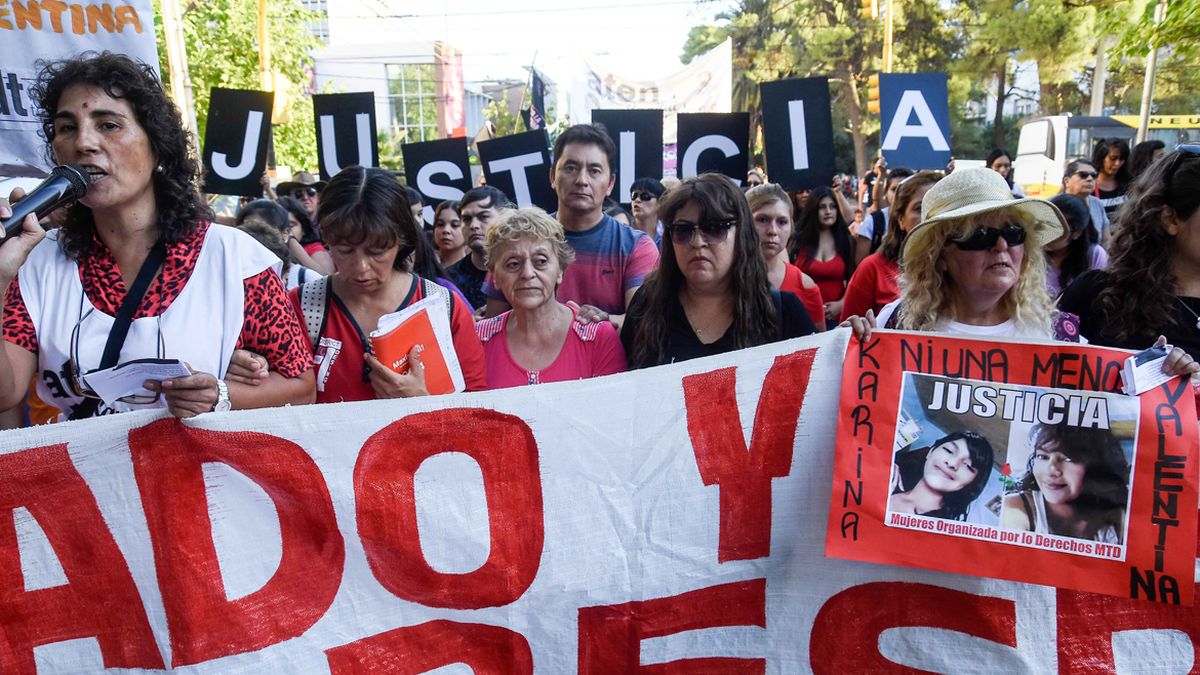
[
  {"xmin": 420, "ymin": 277, "xmax": 455, "ymax": 323},
  {"xmin": 299, "ymin": 275, "xmax": 331, "ymax": 350}
]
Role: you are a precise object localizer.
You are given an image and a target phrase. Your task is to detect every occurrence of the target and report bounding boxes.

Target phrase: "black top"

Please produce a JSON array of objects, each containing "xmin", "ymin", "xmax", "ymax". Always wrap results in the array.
[
  {"xmin": 446, "ymin": 256, "xmax": 488, "ymax": 310},
  {"xmin": 620, "ymin": 286, "xmax": 817, "ymax": 369},
  {"xmin": 1058, "ymin": 269, "xmax": 1200, "ymax": 357}
]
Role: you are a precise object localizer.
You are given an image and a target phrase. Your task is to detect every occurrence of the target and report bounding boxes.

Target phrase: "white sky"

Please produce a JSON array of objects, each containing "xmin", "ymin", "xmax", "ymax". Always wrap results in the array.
[{"xmin": 325, "ymin": 0, "xmax": 737, "ymax": 85}]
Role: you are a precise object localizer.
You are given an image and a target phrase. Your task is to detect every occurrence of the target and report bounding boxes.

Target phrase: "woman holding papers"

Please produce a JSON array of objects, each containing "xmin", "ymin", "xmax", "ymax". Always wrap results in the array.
[
  {"xmin": 286, "ymin": 166, "xmax": 486, "ymax": 402},
  {"xmin": 890, "ymin": 431, "xmax": 994, "ymax": 521},
  {"xmin": 476, "ymin": 208, "xmax": 626, "ymax": 388},
  {"xmin": 1001, "ymin": 423, "xmax": 1128, "ymax": 543},
  {"xmin": 621, "ymin": 174, "xmax": 817, "ymax": 369},
  {"xmin": 0, "ymin": 53, "xmax": 314, "ymax": 420}
]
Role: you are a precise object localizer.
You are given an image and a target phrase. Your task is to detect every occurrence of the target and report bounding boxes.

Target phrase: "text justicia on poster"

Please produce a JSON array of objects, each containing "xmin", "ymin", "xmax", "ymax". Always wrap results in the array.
[{"xmin": 927, "ymin": 379, "xmax": 1110, "ymax": 429}]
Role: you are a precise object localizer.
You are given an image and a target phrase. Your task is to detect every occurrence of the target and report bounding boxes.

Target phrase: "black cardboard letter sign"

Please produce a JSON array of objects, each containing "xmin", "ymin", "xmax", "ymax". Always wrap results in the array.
[
  {"xmin": 676, "ymin": 113, "xmax": 750, "ymax": 184},
  {"xmin": 202, "ymin": 88, "xmax": 273, "ymax": 197},
  {"xmin": 590, "ymin": 109, "xmax": 663, "ymax": 205},
  {"xmin": 402, "ymin": 137, "xmax": 472, "ymax": 225},
  {"xmin": 477, "ymin": 130, "xmax": 555, "ymax": 211},
  {"xmin": 759, "ymin": 77, "xmax": 836, "ymax": 191},
  {"xmin": 314, "ymin": 92, "xmax": 379, "ymax": 181}
]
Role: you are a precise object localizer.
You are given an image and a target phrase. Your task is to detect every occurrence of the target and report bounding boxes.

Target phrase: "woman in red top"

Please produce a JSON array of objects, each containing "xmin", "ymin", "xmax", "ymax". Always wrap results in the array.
[
  {"xmin": 790, "ymin": 186, "xmax": 854, "ymax": 328},
  {"xmin": 286, "ymin": 166, "xmax": 486, "ymax": 403},
  {"xmin": 841, "ymin": 171, "xmax": 941, "ymax": 321},
  {"xmin": 746, "ymin": 183, "xmax": 824, "ymax": 330}
]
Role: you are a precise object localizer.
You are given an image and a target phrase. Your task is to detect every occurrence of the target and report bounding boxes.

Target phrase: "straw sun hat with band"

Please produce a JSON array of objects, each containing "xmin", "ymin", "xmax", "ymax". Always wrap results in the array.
[{"xmin": 902, "ymin": 167, "xmax": 1067, "ymax": 263}]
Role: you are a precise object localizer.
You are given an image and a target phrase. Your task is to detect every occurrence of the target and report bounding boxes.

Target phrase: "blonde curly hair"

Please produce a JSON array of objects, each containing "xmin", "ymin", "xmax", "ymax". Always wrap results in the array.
[{"xmin": 897, "ymin": 210, "xmax": 1053, "ymax": 333}]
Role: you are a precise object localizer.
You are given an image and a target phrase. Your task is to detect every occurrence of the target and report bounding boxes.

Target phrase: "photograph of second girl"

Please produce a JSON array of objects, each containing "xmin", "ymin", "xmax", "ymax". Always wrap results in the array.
[
  {"xmin": 790, "ymin": 186, "xmax": 855, "ymax": 328},
  {"xmin": 621, "ymin": 174, "xmax": 817, "ymax": 369}
]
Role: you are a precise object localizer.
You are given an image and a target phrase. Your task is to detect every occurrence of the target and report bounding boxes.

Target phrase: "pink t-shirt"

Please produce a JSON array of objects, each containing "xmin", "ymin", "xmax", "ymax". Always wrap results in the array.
[{"xmin": 476, "ymin": 308, "xmax": 627, "ymax": 389}]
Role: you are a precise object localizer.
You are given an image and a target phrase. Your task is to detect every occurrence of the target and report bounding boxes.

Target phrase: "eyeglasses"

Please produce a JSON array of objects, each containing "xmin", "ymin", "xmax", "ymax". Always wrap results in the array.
[
  {"xmin": 66, "ymin": 305, "xmax": 164, "ymax": 405},
  {"xmin": 668, "ymin": 219, "xmax": 737, "ymax": 245},
  {"xmin": 1072, "ymin": 170, "xmax": 1098, "ymax": 180},
  {"xmin": 948, "ymin": 222, "xmax": 1027, "ymax": 251},
  {"xmin": 292, "ymin": 187, "xmax": 319, "ymax": 199},
  {"xmin": 631, "ymin": 191, "xmax": 657, "ymax": 202}
]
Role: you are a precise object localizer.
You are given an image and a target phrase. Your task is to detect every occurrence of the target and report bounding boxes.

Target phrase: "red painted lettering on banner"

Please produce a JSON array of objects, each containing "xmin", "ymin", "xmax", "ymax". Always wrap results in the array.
[
  {"xmin": 577, "ymin": 578, "xmax": 766, "ymax": 673},
  {"xmin": 325, "ymin": 620, "xmax": 533, "ymax": 674},
  {"xmin": 682, "ymin": 349, "xmax": 817, "ymax": 561},
  {"xmin": 0, "ymin": 444, "xmax": 163, "ymax": 671},
  {"xmin": 129, "ymin": 420, "xmax": 343, "ymax": 667},
  {"xmin": 1057, "ymin": 589, "xmax": 1200, "ymax": 673},
  {"xmin": 810, "ymin": 582, "xmax": 1017, "ymax": 673},
  {"xmin": 354, "ymin": 408, "xmax": 543, "ymax": 608}
]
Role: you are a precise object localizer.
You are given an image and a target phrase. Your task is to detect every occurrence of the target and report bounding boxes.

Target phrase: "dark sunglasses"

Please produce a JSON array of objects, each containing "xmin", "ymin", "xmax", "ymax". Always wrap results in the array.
[
  {"xmin": 292, "ymin": 187, "xmax": 319, "ymax": 198},
  {"xmin": 631, "ymin": 191, "xmax": 658, "ymax": 202},
  {"xmin": 948, "ymin": 222, "xmax": 1026, "ymax": 251},
  {"xmin": 1072, "ymin": 170, "xmax": 1098, "ymax": 180},
  {"xmin": 669, "ymin": 219, "xmax": 736, "ymax": 245}
]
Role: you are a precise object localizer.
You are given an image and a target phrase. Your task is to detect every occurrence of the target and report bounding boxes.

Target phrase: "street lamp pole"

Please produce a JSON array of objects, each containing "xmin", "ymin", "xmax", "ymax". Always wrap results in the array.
[{"xmin": 1136, "ymin": 0, "xmax": 1168, "ymax": 144}]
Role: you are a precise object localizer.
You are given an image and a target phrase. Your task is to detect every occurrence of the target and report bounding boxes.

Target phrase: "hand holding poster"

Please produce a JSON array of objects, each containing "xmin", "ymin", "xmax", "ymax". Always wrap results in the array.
[{"xmin": 826, "ymin": 330, "xmax": 1199, "ymax": 604}]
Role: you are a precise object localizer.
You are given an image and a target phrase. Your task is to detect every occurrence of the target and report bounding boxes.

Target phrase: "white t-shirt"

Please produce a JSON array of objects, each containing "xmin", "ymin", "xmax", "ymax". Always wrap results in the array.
[{"xmin": 875, "ymin": 299, "xmax": 1068, "ymax": 340}]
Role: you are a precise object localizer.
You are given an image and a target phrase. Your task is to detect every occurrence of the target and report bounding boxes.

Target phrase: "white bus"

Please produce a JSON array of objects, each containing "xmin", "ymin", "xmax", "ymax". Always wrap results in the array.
[{"xmin": 1012, "ymin": 114, "xmax": 1200, "ymax": 197}]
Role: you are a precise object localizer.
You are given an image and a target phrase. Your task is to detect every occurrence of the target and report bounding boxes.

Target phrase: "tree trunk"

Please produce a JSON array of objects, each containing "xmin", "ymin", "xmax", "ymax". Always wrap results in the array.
[
  {"xmin": 992, "ymin": 62, "xmax": 1007, "ymax": 149},
  {"xmin": 844, "ymin": 70, "xmax": 869, "ymax": 178}
]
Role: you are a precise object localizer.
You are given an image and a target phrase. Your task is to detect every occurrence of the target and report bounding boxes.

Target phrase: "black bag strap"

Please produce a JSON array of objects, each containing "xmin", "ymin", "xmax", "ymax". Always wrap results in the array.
[{"xmin": 69, "ymin": 241, "xmax": 167, "ymax": 420}]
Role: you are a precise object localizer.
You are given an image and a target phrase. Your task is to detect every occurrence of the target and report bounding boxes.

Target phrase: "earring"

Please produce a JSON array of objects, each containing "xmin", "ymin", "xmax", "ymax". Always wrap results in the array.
[{"xmin": 156, "ymin": 164, "xmax": 164, "ymax": 174}]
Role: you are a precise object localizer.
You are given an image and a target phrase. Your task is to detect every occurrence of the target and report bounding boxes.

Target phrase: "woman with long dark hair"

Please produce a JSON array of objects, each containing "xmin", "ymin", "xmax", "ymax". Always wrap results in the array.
[
  {"xmin": 1060, "ymin": 147, "xmax": 1200, "ymax": 359},
  {"xmin": 986, "ymin": 149, "xmax": 1023, "ymax": 197},
  {"xmin": 0, "ymin": 52, "xmax": 314, "ymax": 420},
  {"xmin": 790, "ymin": 186, "xmax": 854, "ymax": 327},
  {"xmin": 1092, "ymin": 137, "xmax": 1132, "ymax": 219},
  {"xmin": 1043, "ymin": 194, "xmax": 1106, "ymax": 299},
  {"xmin": 621, "ymin": 174, "xmax": 816, "ymax": 369},
  {"xmin": 278, "ymin": 194, "xmax": 334, "ymax": 275},
  {"xmin": 1129, "ymin": 139, "xmax": 1166, "ymax": 179}
]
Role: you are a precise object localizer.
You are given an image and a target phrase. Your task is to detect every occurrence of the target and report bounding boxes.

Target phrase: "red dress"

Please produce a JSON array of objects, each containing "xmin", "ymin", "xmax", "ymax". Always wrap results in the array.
[
  {"xmin": 840, "ymin": 252, "xmax": 900, "ymax": 321},
  {"xmin": 797, "ymin": 253, "xmax": 848, "ymax": 303},
  {"xmin": 778, "ymin": 263, "xmax": 825, "ymax": 330}
]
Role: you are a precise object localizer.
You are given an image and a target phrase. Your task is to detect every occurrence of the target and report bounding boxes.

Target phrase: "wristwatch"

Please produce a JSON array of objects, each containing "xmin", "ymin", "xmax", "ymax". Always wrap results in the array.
[{"xmin": 213, "ymin": 379, "xmax": 232, "ymax": 412}]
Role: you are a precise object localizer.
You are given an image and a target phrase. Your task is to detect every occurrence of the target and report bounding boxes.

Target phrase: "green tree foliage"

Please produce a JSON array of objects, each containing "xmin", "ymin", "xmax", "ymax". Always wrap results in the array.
[
  {"xmin": 1104, "ymin": 0, "xmax": 1200, "ymax": 115},
  {"xmin": 152, "ymin": 0, "xmax": 321, "ymax": 173}
]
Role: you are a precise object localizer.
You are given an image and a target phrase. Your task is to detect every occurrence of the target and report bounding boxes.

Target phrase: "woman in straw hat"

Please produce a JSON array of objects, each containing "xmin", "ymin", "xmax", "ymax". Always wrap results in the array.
[{"xmin": 844, "ymin": 168, "xmax": 1199, "ymax": 379}]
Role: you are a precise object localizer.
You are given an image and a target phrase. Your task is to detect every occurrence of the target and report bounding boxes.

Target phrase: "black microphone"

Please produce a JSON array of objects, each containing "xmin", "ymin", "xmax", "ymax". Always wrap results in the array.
[{"xmin": 1, "ymin": 164, "xmax": 91, "ymax": 242}]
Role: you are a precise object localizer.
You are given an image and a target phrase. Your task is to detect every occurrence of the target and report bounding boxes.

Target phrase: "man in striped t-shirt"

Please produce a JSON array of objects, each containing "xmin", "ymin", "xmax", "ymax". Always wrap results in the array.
[{"xmin": 484, "ymin": 123, "xmax": 659, "ymax": 330}]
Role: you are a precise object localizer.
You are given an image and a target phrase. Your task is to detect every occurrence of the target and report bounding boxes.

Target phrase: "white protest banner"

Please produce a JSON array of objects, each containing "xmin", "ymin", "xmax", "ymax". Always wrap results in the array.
[
  {"xmin": 2, "ymin": 329, "xmax": 1200, "ymax": 672},
  {"xmin": 570, "ymin": 39, "xmax": 731, "ymax": 144},
  {"xmin": 0, "ymin": 0, "xmax": 158, "ymax": 176}
]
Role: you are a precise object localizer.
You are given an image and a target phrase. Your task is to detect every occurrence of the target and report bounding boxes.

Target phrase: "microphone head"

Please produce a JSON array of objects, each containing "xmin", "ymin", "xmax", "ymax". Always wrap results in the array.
[{"xmin": 52, "ymin": 164, "xmax": 91, "ymax": 198}]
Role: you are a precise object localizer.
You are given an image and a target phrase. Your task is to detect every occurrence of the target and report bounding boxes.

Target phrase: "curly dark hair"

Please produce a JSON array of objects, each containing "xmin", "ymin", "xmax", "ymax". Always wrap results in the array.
[
  {"xmin": 893, "ymin": 430, "xmax": 994, "ymax": 521},
  {"xmin": 317, "ymin": 166, "xmax": 418, "ymax": 271},
  {"xmin": 1097, "ymin": 150, "xmax": 1200, "ymax": 343},
  {"xmin": 1017, "ymin": 423, "xmax": 1129, "ymax": 514},
  {"xmin": 789, "ymin": 186, "xmax": 853, "ymax": 280},
  {"xmin": 1130, "ymin": 140, "xmax": 1166, "ymax": 178},
  {"xmin": 32, "ymin": 52, "xmax": 210, "ymax": 260},
  {"xmin": 628, "ymin": 174, "xmax": 776, "ymax": 368}
]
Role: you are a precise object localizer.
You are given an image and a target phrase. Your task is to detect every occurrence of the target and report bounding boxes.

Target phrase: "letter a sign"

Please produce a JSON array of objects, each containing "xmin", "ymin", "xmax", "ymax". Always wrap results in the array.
[{"xmin": 879, "ymin": 73, "xmax": 951, "ymax": 171}]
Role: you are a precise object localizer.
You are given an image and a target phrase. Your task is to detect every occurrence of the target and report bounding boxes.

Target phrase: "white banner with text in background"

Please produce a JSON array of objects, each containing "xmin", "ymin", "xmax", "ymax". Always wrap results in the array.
[
  {"xmin": 0, "ymin": 0, "xmax": 159, "ymax": 176},
  {"xmin": 2, "ymin": 329, "xmax": 1200, "ymax": 673}
]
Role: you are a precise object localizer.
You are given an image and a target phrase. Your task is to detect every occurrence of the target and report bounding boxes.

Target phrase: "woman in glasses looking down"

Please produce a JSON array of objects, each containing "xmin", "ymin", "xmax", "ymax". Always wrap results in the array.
[{"xmin": 620, "ymin": 174, "xmax": 817, "ymax": 369}]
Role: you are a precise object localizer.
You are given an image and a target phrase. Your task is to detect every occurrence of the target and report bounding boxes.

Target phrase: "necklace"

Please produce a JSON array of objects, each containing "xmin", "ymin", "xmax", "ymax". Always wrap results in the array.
[{"xmin": 1178, "ymin": 297, "xmax": 1200, "ymax": 330}]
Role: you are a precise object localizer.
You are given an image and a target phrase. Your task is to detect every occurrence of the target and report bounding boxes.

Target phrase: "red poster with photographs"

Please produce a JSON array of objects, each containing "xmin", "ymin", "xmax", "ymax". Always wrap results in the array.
[{"xmin": 826, "ymin": 330, "xmax": 1200, "ymax": 605}]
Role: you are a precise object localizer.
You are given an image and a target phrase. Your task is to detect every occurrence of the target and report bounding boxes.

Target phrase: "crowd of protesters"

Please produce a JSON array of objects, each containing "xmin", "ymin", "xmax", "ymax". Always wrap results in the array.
[{"xmin": 0, "ymin": 51, "xmax": 1196, "ymax": 427}]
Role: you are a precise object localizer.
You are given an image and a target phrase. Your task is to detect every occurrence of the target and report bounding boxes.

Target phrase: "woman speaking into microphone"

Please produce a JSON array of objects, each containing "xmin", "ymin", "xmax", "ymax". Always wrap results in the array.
[{"xmin": 0, "ymin": 52, "xmax": 315, "ymax": 421}]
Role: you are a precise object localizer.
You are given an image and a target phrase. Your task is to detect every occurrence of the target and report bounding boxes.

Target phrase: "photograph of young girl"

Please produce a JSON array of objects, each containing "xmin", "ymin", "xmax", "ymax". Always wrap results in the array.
[
  {"xmin": 1001, "ymin": 421, "xmax": 1135, "ymax": 545},
  {"xmin": 888, "ymin": 374, "xmax": 1005, "ymax": 525}
]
